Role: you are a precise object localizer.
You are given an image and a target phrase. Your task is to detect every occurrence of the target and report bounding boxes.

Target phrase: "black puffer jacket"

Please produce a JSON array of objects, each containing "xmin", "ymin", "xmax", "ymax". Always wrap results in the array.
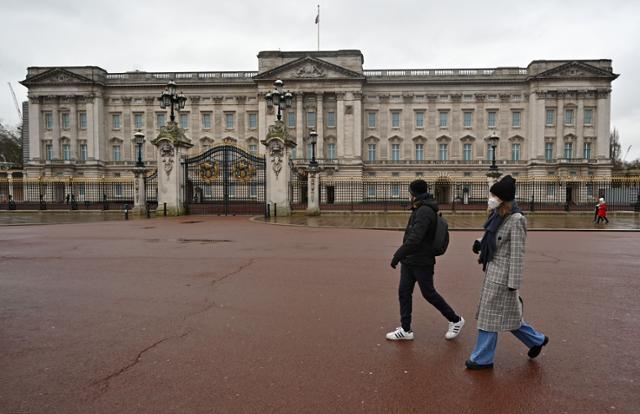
[{"xmin": 393, "ymin": 196, "xmax": 439, "ymax": 267}]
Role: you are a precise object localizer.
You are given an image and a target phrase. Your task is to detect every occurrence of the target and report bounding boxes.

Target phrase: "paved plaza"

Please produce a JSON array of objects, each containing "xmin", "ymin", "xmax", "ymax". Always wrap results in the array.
[{"xmin": 1, "ymin": 217, "xmax": 639, "ymax": 413}]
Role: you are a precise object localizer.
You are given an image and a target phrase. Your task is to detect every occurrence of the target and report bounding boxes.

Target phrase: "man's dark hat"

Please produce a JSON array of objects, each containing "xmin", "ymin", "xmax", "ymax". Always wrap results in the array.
[
  {"xmin": 409, "ymin": 179, "xmax": 429, "ymax": 196},
  {"xmin": 490, "ymin": 175, "xmax": 516, "ymax": 202}
]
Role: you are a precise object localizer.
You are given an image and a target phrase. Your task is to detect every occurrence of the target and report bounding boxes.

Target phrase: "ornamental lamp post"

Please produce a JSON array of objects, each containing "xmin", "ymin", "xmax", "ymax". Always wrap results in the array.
[
  {"xmin": 134, "ymin": 131, "xmax": 145, "ymax": 167},
  {"xmin": 264, "ymin": 79, "xmax": 293, "ymax": 121},
  {"xmin": 308, "ymin": 130, "xmax": 318, "ymax": 168},
  {"xmin": 158, "ymin": 80, "xmax": 187, "ymax": 123},
  {"xmin": 488, "ymin": 131, "xmax": 500, "ymax": 172}
]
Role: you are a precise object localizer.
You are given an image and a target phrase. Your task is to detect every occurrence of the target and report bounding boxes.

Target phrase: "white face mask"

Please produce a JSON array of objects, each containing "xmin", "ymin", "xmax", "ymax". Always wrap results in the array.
[{"xmin": 488, "ymin": 197, "xmax": 501, "ymax": 210}]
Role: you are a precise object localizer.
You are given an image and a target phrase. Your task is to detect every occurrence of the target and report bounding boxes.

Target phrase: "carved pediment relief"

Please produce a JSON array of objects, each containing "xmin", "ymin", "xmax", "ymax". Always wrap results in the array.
[
  {"xmin": 531, "ymin": 61, "xmax": 619, "ymax": 81},
  {"xmin": 254, "ymin": 56, "xmax": 365, "ymax": 81},
  {"xmin": 21, "ymin": 68, "xmax": 97, "ymax": 86}
]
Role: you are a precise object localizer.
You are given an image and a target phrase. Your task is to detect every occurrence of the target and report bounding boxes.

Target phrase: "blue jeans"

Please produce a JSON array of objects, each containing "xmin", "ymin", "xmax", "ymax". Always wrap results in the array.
[{"xmin": 469, "ymin": 322, "xmax": 546, "ymax": 365}]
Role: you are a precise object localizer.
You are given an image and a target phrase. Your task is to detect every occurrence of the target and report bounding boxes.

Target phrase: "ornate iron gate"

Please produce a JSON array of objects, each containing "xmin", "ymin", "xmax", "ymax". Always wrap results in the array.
[{"xmin": 183, "ymin": 145, "xmax": 266, "ymax": 215}]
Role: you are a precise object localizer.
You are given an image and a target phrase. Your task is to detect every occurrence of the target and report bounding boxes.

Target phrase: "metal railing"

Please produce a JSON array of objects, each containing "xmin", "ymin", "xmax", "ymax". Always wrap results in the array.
[{"xmin": 286, "ymin": 177, "xmax": 640, "ymax": 212}]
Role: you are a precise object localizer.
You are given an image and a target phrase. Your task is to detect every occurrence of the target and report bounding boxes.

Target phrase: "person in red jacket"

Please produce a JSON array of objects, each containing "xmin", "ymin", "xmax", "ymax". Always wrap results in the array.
[{"xmin": 596, "ymin": 198, "xmax": 609, "ymax": 224}]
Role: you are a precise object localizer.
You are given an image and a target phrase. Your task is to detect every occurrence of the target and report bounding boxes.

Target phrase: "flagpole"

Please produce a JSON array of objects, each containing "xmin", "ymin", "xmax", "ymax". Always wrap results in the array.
[{"xmin": 317, "ymin": 4, "xmax": 320, "ymax": 51}]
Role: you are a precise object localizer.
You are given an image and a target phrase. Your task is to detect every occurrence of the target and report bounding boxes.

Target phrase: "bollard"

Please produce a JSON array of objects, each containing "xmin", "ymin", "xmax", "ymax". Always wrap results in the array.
[
  {"xmin": 124, "ymin": 203, "xmax": 129, "ymax": 220},
  {"xmin": 146, "ymin": 201, "xmax": 151, "ymax": 218},
  {"xmin": 274, "ymin": 203, "xmax": 277, "ymax": 218},
  {"xmin": 8, "ymin": 195, "xmax": 16, "ymax": 211},
  {"xmin": 163, "ymin": 202, "xmax": 167, "ymax": 217}
]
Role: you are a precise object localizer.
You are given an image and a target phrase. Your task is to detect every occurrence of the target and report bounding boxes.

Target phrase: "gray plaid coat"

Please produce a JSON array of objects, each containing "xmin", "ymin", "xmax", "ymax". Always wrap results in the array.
[{"xmin": 476, "ymin": 212, "xmax": 526, "ymax": 332}]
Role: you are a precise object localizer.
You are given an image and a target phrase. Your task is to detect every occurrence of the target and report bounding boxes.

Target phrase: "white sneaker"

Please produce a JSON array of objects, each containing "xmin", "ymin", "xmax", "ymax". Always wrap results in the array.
[
  {"xmin": 386, "ymin": 327, "xmax": 414, "ymax": 341},
  {"xmin": 445, "ymin": 317, "xmax": 465, "ymax": 340}
]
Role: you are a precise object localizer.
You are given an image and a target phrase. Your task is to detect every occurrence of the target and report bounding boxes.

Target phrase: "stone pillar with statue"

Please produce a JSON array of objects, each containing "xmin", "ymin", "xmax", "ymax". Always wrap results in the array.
[
  {"xmin": 262, "ymin": 120, "xmax": 296, "ymax": 216},
  {"xmin": 151, "ymin": 122, "xmax": 193, "ymax": 216}
]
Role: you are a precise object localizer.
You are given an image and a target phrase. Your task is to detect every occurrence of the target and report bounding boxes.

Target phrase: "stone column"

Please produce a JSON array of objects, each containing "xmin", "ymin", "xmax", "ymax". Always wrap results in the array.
[
  {"xmin": 262, "ymin": 120, "xmax": 295, "ymax": 216},
  {"xmin": 306, "ymin": 166, "xmax": 320, "ymax": 216},
  {"xmin": 28, "ymin": 96, "xmax": 41, "ymax": 161},
  {"xmin": 556, "ymin": 93, "xmax": 565, "ymax": 159},
  {"xmin": 596, "ymin": 89, "xmax": 611, "ymax": 160},
  {"xmin": 336, "ymin": 93, "xmax": 346, "ymax": 158},
  {"xmin": 296, "ymin": 93, "xmax": 304, "ymax": 152},
  {"xmin": 131, "ymin": 166, "xmax": 147, "ymax": 215},
  {"xmin": 122, "ymin": 97, "xmax": 132, "ymax": 161},
  {"xmin": 316, "ymin": 93, "xmax": 324, "ymax": 159},
  {"xmin": 52, "ymin": 97, "xmax": 61, "ymax": 159},
  {"xmin": 258, "ymin": 94, "xmax": 268, "ymax": 156},
  {"xmin": 353, "ymin": 92, "xmax": 362, "ymax": 158},
  {"xmin": 151, "ymin": 122, "xmax": 193, "ymax": 216},
  {"xmin": 529, "ymin": 92, "xmax": 545, "ymax": 159}
]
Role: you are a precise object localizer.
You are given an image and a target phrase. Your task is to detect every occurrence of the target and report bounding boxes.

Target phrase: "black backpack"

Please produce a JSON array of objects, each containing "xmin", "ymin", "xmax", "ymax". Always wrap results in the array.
[{"xmin": 424, "ymin": 205, "xmax": 449, "ymax": 256}]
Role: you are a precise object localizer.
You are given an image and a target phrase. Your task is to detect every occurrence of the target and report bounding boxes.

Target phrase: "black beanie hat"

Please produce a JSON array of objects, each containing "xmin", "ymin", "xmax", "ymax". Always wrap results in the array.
[
  {"xmin": 409, "ymin": 179, "xmax": 429, "ymax": 196},
  {"xmin": 490, "ymin": 175, "xmax": 516, "ymax": 202}
]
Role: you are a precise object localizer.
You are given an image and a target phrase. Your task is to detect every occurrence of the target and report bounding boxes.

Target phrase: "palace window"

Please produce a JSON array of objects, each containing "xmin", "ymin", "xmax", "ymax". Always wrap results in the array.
[
  {"xmin": 79, "ymin": 112, "xmax": 87, "ymax": 129},
  {"xmin": 512, "ymin": 111, "xmax": 521, "ymax": 128},
  {"xmin": 112, "ymin": 113, "xmax": 121, "ymax": 129},
  {"xmin": 564, "ymin": 109, "xmax": 574, "ymax": 126},
  {"xmin": 179, "ymin": 113, "xmax": 189, "ymax": 129},
  {"xmin": 564, "ymin": 142, "xmax": 573, "ymax": 159},
  {"xmin": 463, "ymin": 143, "xmax": 472, "ymax": 161},
  {"xmin": 248, "ymin": 113, "xmax": 258, "ymax": 129},
  {"xmin": 306, "ymin": 111, "xmax": 316, "ymax": 128},
  {"xmin": 487, "ymin": 111, "xmax": 497, "ymax": 128},
  {"xmin": 545, "ymin": 143, "xmax": 554, "ymax": 161},
  {"xmin": 391, "ymin": 143, "xmax": 400, "ymax": 161},
  {"xmin": 327, "ymin": 111, "xmax": 336, "ymax": 128},
  {"xmin": 415, "ymin": 144, "xmax": 424, "ymax": 161},
  {"xmin": 134, "ymin": 113, "xmax": 144, "ymax": 129},
  {"xmin": 327, "ymin": 143, "xmax": 336, "ymax": 160},
  {"xmin": 367, "ymin": 112, "xmax": 376, "ymax": 128},
  {"xmin": 584, "ymin": 142, "xmax": 592, "ymax": 159},
  {"xmin": 201, "ymin": 113, "xmax": 211, "ymax": 129},
  {"xmin": 44, "ymin": 112, "xmax": 53, "ymax": 129},
  {"xmin": 512, "ymin": 143, "xmax": 521, "ymax": 161},
  {"xmin": 439, "ymin": 111, "xmax": 448, "ymax": 128},
  {"xmin": 62, "ymin": 143, "xmax": 71, "ymax": 161},
  {"xmin": 157, "ymin": 113, "xmax": 166, "ymax": 128},
  {"xmin": 487, "ymin": 144, "xmax": 495, "ymax": 161},
  {"xmin": 112, "ymin": 145, "xmax": 121, "ymax": 161},
  {"xmin": 225, "ymin": 113, "xmax": 234, "ymax": 129},
  {"xmin": 463, "ymin": 111, "xmax": 472, "ymax": 128},
  {"xmin": 391, "ymin": 111, "xmax": 401, "ymax": 128},
  {"xmin": 249, "ymin": 144, "xmax": 258, "ymax": 155},
  {"xmin": 546, "ymin": 109, "xmax": 555, "ymax": 126},
  {"xmin": 61, "ymin": 112, "xmax": 70, "ymax": 129},
  {"xmin": 80, "ymin": 143, "xmax": 88, "ymax": 161},
  {"xmin": 287, "ymin": 111, "xmax": 296, "ymax": 128},
  {"xmin": 415, "ymin": 111, "xmax": 424, "ymax": 128},
  {"xmin": 439, "ymin": 143, "xmax": 448, "ymax": 161},
  {"xmin": 584, "ymin": 108, "xmax": 593, "ymax": 125},
  {"xmin": 368, "ymin": 144, "xmax": 376, "ymax": 161}
]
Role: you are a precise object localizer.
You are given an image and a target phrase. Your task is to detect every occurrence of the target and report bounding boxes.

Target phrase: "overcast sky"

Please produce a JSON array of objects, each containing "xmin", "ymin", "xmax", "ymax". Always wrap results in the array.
[{"xmin": 1, "ymin": 0, "xmax": 639, "ymax": 160}]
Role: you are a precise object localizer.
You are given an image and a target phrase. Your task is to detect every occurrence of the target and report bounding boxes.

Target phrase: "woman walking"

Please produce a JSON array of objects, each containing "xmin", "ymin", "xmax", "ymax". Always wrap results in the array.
[
  {"xmin": 466, "ymin": 175, "xmax": 548, "ymax": 370},
  {"xmin": 595, "ymin": 197, "xmax": 609, "ymax": 224}
]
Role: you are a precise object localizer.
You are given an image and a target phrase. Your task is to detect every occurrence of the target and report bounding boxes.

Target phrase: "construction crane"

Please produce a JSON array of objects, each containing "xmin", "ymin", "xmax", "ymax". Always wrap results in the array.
[
  {"xmin": 623, "ymin": 145, "xmax": 632, "ymax": 162},
  {"xmin": 7, "ymin": 82, "xmax": 22, "ymax": 122}
]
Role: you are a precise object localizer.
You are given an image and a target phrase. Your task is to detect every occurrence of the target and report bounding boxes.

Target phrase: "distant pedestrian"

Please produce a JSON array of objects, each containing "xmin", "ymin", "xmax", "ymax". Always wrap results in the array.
[
  {"xmin": 595, "ymin": 198, "xmax": 609, "ymax": 224},
  {"xmin": 466, "ymin": 175, "xmax": 548, "ymax": 370},
  {"xmin": 386, "ymin": 179, "xmax": 465, "ymax": 341}
]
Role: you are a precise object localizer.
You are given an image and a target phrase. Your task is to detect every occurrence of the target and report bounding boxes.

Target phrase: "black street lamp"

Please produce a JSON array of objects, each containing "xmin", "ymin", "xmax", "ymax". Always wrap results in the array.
[
  {"xmin": 158, "ymin": 80, "xmax": 187, "ymax": 123},
  {"xmin": 308, "ymin": 130, "xmax": 318, "ymax": 168},
  {"xmin": 264, "ymin": 79, "xmax": 293, "ymax": 121},
  {"xmin": 134, "ymin": 131, "xmax": 145, "ymax": 167},
  {"xmin": 488, "ymin": 131, "xmax": 500, "ymax": 172}
]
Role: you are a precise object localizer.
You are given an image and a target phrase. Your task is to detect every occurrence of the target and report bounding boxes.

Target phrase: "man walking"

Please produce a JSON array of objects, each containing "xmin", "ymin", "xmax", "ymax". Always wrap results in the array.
[{"xmin": 386, "ymin": 179, "xmax": 465, "ymax": 341}]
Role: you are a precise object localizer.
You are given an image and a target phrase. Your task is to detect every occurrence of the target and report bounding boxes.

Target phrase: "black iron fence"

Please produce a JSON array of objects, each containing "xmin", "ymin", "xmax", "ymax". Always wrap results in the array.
[
  {"xmin": 144, "ymin": 170, "xmax": 158, "ymax": 210},
  {"xmin": 304, "ymin": 177, "xmax": 640, "ymax": 212},
  {"xmin": 0, "ymin": 178, "xmax": 134, "ymax": 210}
]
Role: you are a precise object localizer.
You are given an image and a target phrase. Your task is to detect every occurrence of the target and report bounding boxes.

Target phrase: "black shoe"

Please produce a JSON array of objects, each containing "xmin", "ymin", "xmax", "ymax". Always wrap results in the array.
[
  {"xmin": 465, "ymin": 359, "xmax": 493, "ymax": 370},
  {"xmin": 528, "ymin": 336, "xmax": 549, "ymax": 359}
]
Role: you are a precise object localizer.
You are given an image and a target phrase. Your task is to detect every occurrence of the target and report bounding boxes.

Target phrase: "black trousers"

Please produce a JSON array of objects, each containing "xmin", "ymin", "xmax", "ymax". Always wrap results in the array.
[{"xmin": 399, "ymin": 264, "xmax": 459, "ymax": 332}]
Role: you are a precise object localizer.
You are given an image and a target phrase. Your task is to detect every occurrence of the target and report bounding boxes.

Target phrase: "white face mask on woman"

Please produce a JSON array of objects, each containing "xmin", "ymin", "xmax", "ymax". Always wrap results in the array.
[{"xmin": 488, "ymin": 196, "xmax": 501, "ymax": 210}]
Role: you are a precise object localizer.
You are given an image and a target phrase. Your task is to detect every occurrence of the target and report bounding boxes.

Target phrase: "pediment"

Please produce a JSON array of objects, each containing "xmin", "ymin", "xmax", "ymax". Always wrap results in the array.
[
  {"xmin": 530, "ymin": 61, "xmax": 618, "ymax": 81},
  {"xmin": 21, "ymin": 68, "xmax": 97, "ymax": 86},
  {"xmin": 254, "ymin": 56, "xmax": 365, "ymax": 81}
]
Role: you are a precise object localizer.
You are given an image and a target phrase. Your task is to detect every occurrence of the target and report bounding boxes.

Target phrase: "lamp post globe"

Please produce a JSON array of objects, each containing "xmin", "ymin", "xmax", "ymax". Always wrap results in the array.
[
  {"xmin": 488, "ymin": 131, "xmax": 500, "ymax": 171},
  {"xmin": 309, "ymin": 130, "xmax": 318, "ymax": 168},
  {"xmin": 134, "ymin": 131, "xmax": 145, "ymax": 167},
  {"xmin": 158, "ymin": 80, "xmax": 188, "ymax": 123},
  {"xmin": 264, "ymin": 79, "xmax": 293, "ymax": 121}
]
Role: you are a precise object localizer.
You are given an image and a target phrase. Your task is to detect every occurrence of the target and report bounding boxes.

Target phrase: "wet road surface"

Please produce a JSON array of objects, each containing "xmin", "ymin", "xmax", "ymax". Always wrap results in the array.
[{"xmin": 0, "ymin": 217, "xmax": 639, "ymax": 413}]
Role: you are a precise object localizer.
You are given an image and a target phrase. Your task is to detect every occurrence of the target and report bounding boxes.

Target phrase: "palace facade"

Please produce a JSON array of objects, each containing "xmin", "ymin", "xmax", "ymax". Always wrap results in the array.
[{"xmin": 20, "ymin": 50, "xmax": 618, "ymax": 179}]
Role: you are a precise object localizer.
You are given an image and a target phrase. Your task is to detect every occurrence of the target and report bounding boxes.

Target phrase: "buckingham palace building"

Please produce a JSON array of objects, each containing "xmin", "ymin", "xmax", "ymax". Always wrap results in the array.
[{"xmin": 20, "ymin": 50, "xmax": 618, "ymax": 180}]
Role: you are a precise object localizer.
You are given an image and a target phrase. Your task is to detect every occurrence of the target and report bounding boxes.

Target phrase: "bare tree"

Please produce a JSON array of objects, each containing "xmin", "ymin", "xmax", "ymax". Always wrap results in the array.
[
  {"xmin": 0, "ymin": 120, "xmax": 22, "ymax": 168},
  {"xmin": 609, "ymin": 128, "xmax": 622, "ymax": 169}
]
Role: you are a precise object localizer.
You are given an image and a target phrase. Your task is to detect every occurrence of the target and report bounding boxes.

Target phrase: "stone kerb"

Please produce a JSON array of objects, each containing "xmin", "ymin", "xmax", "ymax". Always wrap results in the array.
[{"xmin": 151, "ymin": 122, "xmax": 193, "ymax": 216}]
